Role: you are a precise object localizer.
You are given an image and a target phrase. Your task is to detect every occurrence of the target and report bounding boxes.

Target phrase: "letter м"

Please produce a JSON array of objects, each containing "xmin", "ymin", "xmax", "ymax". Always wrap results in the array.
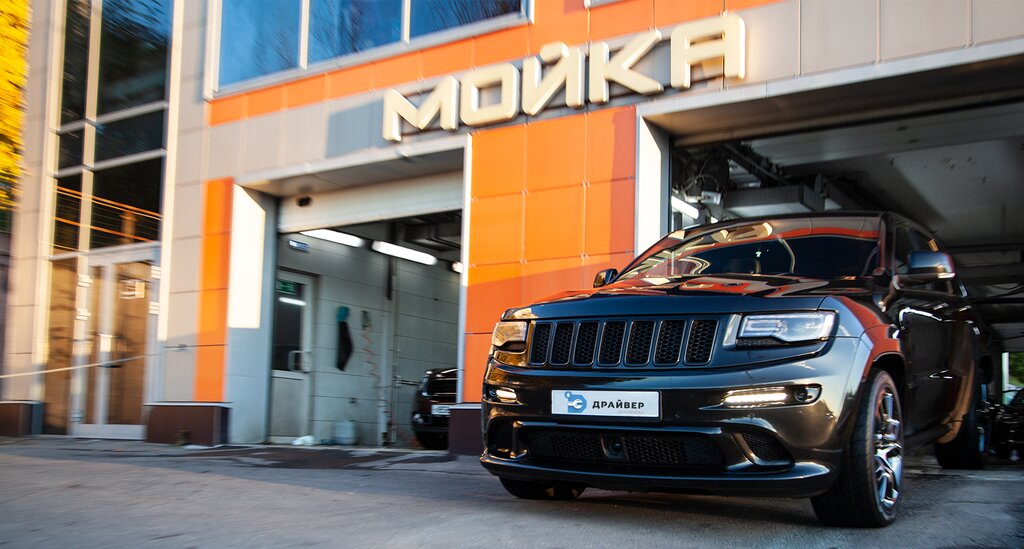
[{"xmin": 382, "ymin": 76, "xmax": 459, "ymax": 142}]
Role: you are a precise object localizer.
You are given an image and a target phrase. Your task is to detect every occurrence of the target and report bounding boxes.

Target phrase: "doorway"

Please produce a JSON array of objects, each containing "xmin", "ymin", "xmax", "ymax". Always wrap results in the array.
[
  {"xmin": 267, "ymin": 271, "xmax": 315, "ymax": 443},
  {"xmin": 69, "ymin": 246, "xmax": 159, "ymax": 439}
]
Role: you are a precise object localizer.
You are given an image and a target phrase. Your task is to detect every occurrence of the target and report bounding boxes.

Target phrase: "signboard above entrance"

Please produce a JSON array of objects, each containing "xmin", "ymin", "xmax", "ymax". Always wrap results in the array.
[{"xmin": 383, "ymin": 14, "xmax": 745, "ymax": 142}]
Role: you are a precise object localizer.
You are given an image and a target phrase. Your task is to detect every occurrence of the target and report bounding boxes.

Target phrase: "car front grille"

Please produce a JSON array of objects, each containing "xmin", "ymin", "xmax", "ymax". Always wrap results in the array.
[
  {"xmin": 528, "ymin": 318, "xmax": 718, "ymax": 368},
  {"xmin": 525, "ymin": 430, "xmax": 723, "ymax": 467}
]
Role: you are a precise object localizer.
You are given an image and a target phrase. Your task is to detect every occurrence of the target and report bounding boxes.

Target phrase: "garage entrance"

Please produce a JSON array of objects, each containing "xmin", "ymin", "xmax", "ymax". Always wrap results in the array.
[
  {"xmin": 664, "ymin": 99, "xmax": 1024, "ymax": 366},
  {"xmin": 271, "ymin": 210, "xmax": 462, "ymax": 448}
]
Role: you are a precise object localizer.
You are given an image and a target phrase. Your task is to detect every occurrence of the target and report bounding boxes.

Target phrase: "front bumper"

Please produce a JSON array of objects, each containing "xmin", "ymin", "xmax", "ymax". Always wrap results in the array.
[{"xmin": 480, "ymin": 337, "xmax": 864, "ymax": 498}]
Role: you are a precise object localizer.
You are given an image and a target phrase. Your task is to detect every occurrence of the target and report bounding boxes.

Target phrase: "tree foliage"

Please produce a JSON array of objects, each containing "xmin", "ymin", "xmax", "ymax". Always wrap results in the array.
[{"xmin": 0, "ymin": 0, "xmax": 29, "ymax": 212}]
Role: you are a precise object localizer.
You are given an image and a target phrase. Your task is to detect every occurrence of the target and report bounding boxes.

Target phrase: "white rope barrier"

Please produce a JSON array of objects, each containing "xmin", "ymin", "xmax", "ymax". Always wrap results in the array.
[{"xmin": 0, "ymin": 354, "xmax": 148, "ymax": 379}]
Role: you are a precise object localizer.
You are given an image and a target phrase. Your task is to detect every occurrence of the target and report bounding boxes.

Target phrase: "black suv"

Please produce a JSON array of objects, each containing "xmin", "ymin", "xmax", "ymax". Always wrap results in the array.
[
  {"xmin": 412, "ymin": 368, "xmax": 457, "ymax": 450},
  {"xmin": 480, "ymin": 213, "xmax": 988, "ymax": 527}
]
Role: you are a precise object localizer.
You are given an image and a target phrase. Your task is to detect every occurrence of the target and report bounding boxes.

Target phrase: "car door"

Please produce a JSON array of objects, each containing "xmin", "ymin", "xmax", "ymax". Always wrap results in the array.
[{"xmin": 889, "ymin": 222, "xmax": 958, "ymax": 433}]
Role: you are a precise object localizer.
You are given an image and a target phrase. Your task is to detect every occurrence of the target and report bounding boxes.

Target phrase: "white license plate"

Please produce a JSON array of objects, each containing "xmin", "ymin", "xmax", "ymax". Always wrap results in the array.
[
  {"xmin": 551, "ymin": 390, "xmax": 659, "ymax": 418},
  {"xmin": 431, "ymin": 404, "xmax": 451, "ymax": 416}
]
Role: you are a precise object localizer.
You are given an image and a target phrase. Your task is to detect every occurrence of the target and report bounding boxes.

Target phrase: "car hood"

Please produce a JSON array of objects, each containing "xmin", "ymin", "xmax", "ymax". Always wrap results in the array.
[{"xmin": 504, "ymin": 275, "xmax": 872, "ymax": 320}]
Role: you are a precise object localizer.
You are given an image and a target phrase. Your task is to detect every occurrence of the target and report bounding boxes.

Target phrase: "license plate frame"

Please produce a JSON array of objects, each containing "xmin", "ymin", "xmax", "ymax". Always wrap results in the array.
[{"xmin": 551, "ymin": 390, "xmax": 660, "ymax": 418}]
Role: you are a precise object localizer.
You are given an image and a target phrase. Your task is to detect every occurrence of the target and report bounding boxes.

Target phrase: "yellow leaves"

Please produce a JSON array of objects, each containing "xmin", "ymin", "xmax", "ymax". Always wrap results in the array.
[{"xmin": 0, "ymin": 0, "xmax": 30, "ymax": 200}]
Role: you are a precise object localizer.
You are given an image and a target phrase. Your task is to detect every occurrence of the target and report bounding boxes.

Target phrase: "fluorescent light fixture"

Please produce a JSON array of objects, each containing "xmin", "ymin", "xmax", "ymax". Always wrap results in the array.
[
  {"xmin": 671, "ymin": 196, "xmax": 701, "ymax": 219},
  {"xmin": 371, "ymin": 241, "xmax": 438, "ymax": 265},
  {"xmin": 451, "ymin": 261, "xmax": 464, "ymax": 274},
  {"xmin": 278, "ymin": 297, "xmax": 306, "ymax": 306},
  {"xmin": 300, "ymin": 229, "xmax": 364, "ymax": 247}
]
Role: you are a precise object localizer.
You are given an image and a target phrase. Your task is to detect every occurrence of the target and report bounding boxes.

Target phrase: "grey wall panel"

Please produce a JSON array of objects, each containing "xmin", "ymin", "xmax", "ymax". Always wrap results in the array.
[
  {"xmin": 972, "ymin": 0, "xmax": 1024, "ymax": 44},
  {"xmin": 881, "ymin": 0, "xmax": 969, "ymax": 59},
  {"xmin": 801, "ymin": 0, "xmax": 877, "ymax": 74}
]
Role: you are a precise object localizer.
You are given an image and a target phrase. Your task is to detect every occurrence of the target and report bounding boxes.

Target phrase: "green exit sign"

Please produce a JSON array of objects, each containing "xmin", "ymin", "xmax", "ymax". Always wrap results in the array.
[{"xmin": 276, "ymin": 279, "xmax": 297, "ymax": 295}]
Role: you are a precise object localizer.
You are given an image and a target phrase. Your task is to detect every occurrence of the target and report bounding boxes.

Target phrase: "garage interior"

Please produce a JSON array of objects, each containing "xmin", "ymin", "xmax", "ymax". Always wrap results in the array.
[
  {"xmin": 272, "ymin": 211, "xmax": 462, "ymax": 448},
  {"xmin": 665, "ymin": 97, "xmax": 1024, "ymax": 368}
]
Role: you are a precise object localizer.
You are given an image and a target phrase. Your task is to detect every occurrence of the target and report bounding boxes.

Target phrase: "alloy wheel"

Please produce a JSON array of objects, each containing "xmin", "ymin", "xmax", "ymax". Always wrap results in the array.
[{"xmin": 873, "ymin": 389, "xmax": 903, "ymax": 510}]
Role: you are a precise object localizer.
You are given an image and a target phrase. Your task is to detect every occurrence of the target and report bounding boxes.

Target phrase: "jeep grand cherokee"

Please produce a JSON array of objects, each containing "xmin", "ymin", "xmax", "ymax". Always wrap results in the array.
[{"xmin": 480, "ymin": 213, "xmax": 989, "ymax": 527}]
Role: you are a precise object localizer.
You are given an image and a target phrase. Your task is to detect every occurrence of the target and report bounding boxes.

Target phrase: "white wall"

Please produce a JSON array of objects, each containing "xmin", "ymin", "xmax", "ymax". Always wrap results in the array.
[{"xmin": 275, "ymin": 232, "xmax": 459, "ymax": 446}]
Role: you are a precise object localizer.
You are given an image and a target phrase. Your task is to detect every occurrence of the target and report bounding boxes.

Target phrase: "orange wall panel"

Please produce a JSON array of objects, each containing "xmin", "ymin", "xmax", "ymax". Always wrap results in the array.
[
  {"xmin": 473, "ymin": 25, "xmax": 530, "ymax": 68},
  {"xmin": 471, "ymin": 124, "xmax": 526, "ymax": 199},
  {"xmin": 525, "ymin": 115, "xmax": 586, "ymax": 191},
  {"xmin": 524, "ymin": 185, "xmax": 584, "ymax": 261},
  {"xmin": 725, "ymin": 0, "xmax": 784, "ymax": 11},
  {"xmin": 327, "ymin": 63, "xmax": 376, "ymax": 98},
  {"xmin": 208, "ymin": 93, "xmax": 244, "ymax": 126},
  {"xmin": 522, "ymin": 256, "xmax": 586, "ymax": 304},
  {"xmin": 462, "ymin": 333, "xmax": 493, "ymax": 402},
  {"xmin": 195, "ymin": 179, "xmax": 234, "ymax": 403},
  {"xmin": 530, "ymin": 0, "xmax": 589, "ymax": 53},
  {"xmin": 584, "ymin": 178, "xmax": 635, "ymax": 256},
  {"xmin": 465, "ymin": 263, "xmax": 525, "ymax": 334},
  {"xmin": 374, "ymin": 52, "xmax": 423, "ymax": 89},
  {"xmin": 194, "ymin": 345, "xmax": 226, "ymax": 403},
  {"xmin": 654, "ymin": 0, "xmax": 722, "ymax": 27},
  {"xmin": 422, "ymin": 39, "xmax": 474, "ymax": 79},
  {"xmin": 590, "ymin": 0, "xmax": 655, "ymax": 40},
  {"xmin": 467, "ymin": 193, "xmax": 524, "ymax": 266},
  {"xmin": 586, "ymin": 107, "xmax": 636, "ymax": 183},
  {"xmin": 285, "ymin": 75, "xmax": 327, "ymax": 109},
  {"xmin": 246, "ymin": 85, "xmax": 285, "ymax": 117}
]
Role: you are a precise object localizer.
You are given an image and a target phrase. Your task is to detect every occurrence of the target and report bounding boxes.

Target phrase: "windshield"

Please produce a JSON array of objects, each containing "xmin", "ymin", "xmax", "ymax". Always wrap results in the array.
[{"xmin": 619, "ymin": 216, "xmax": 881, "ymax": 281}]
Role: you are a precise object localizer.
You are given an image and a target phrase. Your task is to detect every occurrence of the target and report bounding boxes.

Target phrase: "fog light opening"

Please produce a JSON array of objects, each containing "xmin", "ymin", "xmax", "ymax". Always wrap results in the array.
[{"xmin": 495, "ymin": 387, "xmax": 518, "ymax": 403}]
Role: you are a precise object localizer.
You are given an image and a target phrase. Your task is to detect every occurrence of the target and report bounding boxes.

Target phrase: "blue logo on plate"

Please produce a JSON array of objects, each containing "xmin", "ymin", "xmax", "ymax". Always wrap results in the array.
[{"xmin": 565, "ymin": 391, "xmax": 587, "ymax": 414}]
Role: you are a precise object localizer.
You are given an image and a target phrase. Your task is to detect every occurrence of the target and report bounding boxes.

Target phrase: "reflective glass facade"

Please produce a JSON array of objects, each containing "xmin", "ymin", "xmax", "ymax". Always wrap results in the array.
[
  {"xmin": 218, "ymin": 0, "xmax": 524, "ymax": 87},
  {"xmin": 54, "ymin": 0, "xmax": 171, "ymax": 252}
]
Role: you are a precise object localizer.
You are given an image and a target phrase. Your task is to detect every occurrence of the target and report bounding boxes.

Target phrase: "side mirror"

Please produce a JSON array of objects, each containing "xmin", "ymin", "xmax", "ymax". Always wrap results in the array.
[
  {"xmin": 593, "ymin": 268, "xmax": 618, "ymax": 288},
  {"xmin": 897, "ymin": 251, "xmax": 955, "ymax": 287}
]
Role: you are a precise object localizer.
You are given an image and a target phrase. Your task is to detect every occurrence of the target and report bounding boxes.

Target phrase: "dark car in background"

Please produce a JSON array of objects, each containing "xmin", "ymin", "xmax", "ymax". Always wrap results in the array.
[
  {"xmin": 480, "ymin": 213, "xmax": 990, "ymax": 527},
  {"xmin": 412, "ymin": 368, "xmax": 457, "ymax": 450},
  {"xmin": 993, "ymin": 389, "xmax": 1023, "ymax": 459}
]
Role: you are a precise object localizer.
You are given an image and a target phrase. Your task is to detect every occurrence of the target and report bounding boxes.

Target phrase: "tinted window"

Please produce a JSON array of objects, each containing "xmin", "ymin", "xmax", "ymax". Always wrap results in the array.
[
  {"xmin": 309, "ymin": 0, "xmax": 402, "ymax": 63},
  {"xmin": 54, "ymin": 175, "xmax": 83, "ymax": 252},
  {"xmin": 220, "ymin": 0, "xmax": 301, "ymax": 86},
  {"xmin": 410, "ymin": 0, "xmax": 521, "ymax": 38},
  {"xmin": 97, "ymin": 0, "xmax": 172, "ymax": 114},
  {"xmin": 58, "ymin": 130, "xmax": 84, "ymax": 170},
  {"xmin": 892, "ymin": 226, "xmax": 915, "ymax": 275},
  {"xmin": 95, "ymin": 111, "xmax": 166, "ymax": 162},
  {"xmin": 90, "ymin": 158, "xmax": 163, "ymax": 248},
  {"xmin": 60, "ymin": 0, "xmax": 91, "ymax": 124}
]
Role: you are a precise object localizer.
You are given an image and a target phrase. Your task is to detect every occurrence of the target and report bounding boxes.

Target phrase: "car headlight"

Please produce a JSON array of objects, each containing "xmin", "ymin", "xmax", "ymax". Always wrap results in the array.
[
  {"xmin": 491, "ymin": 321, "xmax": 528, "ymax": 352},
  {"xmin": 418, "ymin": 371, "xmax": 432, "ymax": 395},
  {"xmin": 737, "ymin": 312, "xmax": 835, "ymax": 346}
]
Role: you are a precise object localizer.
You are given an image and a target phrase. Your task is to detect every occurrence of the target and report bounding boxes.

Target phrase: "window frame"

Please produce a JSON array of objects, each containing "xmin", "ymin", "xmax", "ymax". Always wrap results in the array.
[{"xmin": 205, "ymin": 0, "xmax": 533, "ymax": 98}]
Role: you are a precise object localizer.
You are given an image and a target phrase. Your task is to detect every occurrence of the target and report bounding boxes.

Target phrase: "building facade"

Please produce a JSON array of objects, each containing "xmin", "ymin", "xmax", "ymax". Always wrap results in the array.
[{"xmin": 4, "ymin": 0, "xmax": 1024, "ymax": 445}]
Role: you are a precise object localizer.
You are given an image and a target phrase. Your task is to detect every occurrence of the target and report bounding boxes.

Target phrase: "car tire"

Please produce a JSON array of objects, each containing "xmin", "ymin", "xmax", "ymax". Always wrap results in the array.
[
  {"xmin": 934, "ymin": 384, "xmax": 989, "ymax": 470},
  {"xmin": 414, "ymin": 431, "xmax": 448, "ymax": 450},
  {"xmin": 499, "ymin": 478, "xmax": 586, "ymax": 500},
  {"xmin": 811, "ymin": 369, "xmax": 904, "ymax": 527}
]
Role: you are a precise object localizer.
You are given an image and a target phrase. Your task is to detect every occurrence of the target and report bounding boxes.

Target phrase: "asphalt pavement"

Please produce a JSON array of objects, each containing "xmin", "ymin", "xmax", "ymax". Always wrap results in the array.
[{"xmin": 0, "ymin": 437, "xmax": 1021, "ymax": 548}]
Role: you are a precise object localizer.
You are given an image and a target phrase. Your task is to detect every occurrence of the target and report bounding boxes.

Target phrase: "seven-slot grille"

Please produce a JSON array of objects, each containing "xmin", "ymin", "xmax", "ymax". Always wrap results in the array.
[{"xmin": 528, "ymin": 318, "xmax": 718, "ymax": 368}]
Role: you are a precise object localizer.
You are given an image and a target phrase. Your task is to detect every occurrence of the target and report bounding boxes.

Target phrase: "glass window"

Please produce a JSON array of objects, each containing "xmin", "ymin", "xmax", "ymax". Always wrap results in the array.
[
  {"xmin": 95, "ymin": 111, "xmax": 166, "ymax": 162},
  {"xmin": 410, "ymin": 0, "xmax": 521, "ymax": 39},
  {"xmin": 892, "ymin": 226, "xmax": 915, "ymax": 275},
  {"xmin": 61, "ymin": 0, "xmax": 91, "ymax": 124},
  {"xmin": 220, "ymin": 0, "xmax": 302, "ymax": 86},
  {"xmin": 58, "ymin": 130, "xmax": 84, "ymax": 170},
  {"xmin": 97, "ymin": 0, "xmax": 172, "ymax": 114},
  {"xmin": 308, "ymin": 0, "xmax": 402, "ymax": 63},
  {"xmin": 90, "ymin": 158, "xmax": 163, "ymax": 248},
  {"xmin": 54, "ymin": 175, "xmax": 83, "ymax": 252},
  {"xmin": 619, "ymin": 217, "xmax": 882, "ymax": 282}
]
